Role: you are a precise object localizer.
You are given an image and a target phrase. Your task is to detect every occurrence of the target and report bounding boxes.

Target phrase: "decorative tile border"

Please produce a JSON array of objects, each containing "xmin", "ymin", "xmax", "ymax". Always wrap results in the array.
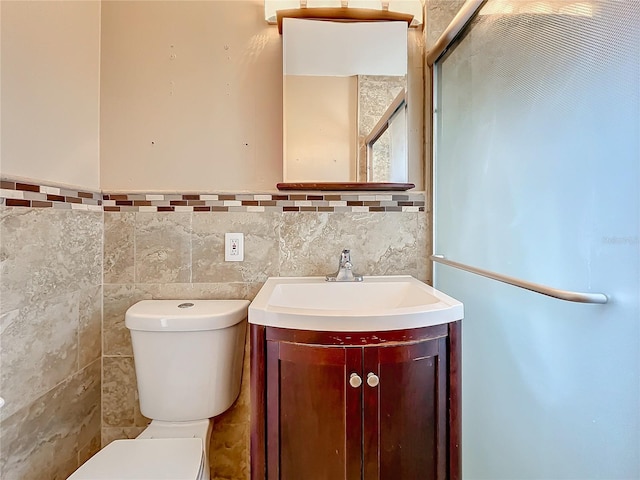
[
  {"xmin": 102, "ymin": 193, "xmax": 425, "ymax": 213},
  {"xmin": 1, "ymin": 178, "xmax": 424, "ymax": 213},
  {"xmin": 0, "ymin": 179, "xmax": 102, "ymax": 210}
]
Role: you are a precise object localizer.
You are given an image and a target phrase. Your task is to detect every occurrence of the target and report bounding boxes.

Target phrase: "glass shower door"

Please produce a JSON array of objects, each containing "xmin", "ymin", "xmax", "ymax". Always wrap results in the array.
[{"xmin": 433, "ymin": 1, "xmax": 640, "ymax": 478}]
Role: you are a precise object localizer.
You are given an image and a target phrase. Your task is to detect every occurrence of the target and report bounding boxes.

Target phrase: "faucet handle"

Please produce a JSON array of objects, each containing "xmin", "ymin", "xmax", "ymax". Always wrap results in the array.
[{"xmin": 327, "ymin": 249, "xmax": 363, "ymax": 282}]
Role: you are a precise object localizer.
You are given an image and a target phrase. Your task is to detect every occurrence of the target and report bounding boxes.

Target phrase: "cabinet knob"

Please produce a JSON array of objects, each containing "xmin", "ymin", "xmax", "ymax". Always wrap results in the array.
[
  {"xmin": 367, "ymin": 373, "xmax": 379, "ymax": 387},
  {"xmin": 349, "ymin": 373, "xmax": 362, "ymax": 388}
]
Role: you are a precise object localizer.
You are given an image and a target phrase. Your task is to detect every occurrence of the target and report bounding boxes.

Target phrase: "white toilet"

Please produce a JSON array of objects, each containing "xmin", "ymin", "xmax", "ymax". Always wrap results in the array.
[{"xmin": 68, "ymin": 299, "xmax": 249, "ymax": 480}]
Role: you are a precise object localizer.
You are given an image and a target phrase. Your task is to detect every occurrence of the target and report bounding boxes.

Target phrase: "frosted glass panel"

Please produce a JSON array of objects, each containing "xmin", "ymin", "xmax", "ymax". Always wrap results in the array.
[{"xmin": 433, "ymin": 1, "xmax": 640, "ymax": 478}]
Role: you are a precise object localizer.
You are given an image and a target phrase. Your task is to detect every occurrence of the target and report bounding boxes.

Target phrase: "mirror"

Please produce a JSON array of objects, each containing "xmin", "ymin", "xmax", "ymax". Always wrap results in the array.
[{"xmin": 282, "ymin": 18, "xmax": 410, "ymax": 186}]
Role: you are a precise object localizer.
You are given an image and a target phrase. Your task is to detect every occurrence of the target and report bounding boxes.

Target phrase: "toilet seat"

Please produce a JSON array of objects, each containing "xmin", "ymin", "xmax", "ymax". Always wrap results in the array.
[{"xmin": 67, "ymin": 438, "xmax": 204, "ymax": 480}]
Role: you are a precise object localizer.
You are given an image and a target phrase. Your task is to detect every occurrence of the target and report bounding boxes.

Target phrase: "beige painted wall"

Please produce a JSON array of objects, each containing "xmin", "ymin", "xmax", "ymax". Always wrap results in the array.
[
  {"xmin": 100, "ymin": 0, "xmax": 283, "ymax": 192},
  {"xmin": 284, "ymin": 75, "xmax": 357, "ymax": 182},
  {"xmin": 0, "ymin": 0, "xmax": 424, "ymax": 193},
  {"xmin": 100, "ymin": 1, "xmax": 424, "ymax": 192},
  {"xmin": 0, "ymin": 0, "xmax": 101, "ymax": 191}
]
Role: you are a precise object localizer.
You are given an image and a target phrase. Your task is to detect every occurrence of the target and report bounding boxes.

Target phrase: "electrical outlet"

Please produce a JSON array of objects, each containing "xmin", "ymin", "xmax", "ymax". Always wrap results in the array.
[{"xmin": 225, "ymin": 233, "xmax": 244, "ymax": 262}]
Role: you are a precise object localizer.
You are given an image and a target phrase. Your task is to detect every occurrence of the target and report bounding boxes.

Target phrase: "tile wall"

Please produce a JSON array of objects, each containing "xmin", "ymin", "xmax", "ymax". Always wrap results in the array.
[
  {"xmin": 358, "ymin": 75, "xmax": 408, "ymax": 181},
  {"xmin": 102, "ymin": 207, "xmax": 429, "ymax": 480},
  {"xmin": 0, "ymin": 205, "xmax": 103, "ymax": 479},
  {"xmin": 1, "ymin": 180, "xmax": 428, "ymax": 480}
]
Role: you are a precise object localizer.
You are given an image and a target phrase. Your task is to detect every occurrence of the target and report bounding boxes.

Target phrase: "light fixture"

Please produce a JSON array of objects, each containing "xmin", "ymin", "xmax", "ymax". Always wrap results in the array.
[{"xmin": 264, "ymin": 0, "xmax": 424, "ymax": 32}]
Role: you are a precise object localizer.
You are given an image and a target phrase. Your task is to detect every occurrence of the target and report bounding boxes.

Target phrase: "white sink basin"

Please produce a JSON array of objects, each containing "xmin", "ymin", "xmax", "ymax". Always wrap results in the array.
[{"xmin": 249, "ymin": 276, "xmax": 463, "ymax": 332}]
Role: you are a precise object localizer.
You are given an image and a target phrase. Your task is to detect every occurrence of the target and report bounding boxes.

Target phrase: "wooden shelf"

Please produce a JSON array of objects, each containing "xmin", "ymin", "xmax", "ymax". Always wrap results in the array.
[
  {"xmin": 277, "ymin": 8, "xmax": 414, "ymax": 34},
  {"xmin": 277, "ymin": 182, "xmax": 415, "ymax": 191}
]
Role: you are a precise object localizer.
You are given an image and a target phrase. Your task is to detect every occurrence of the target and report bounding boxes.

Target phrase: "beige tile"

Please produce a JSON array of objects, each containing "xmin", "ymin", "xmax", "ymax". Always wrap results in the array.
[
  {"xmin": 102, "ymin": 356, "xmax": 149, "ymax": 428},
  {"xmin": 103, "ymin": 284, "xmax": 151, "ymax": 356},
  {"xmin": 279, "ymin": 212, "xmax": 421, "ymax": 278},
  {"xmin": 143, "ymin": 282, "xmax": 262, "ymax": 302},
  {"xmin": 0, "ymin": 308, "xmax": 19, "ymax": 336},
  {"xmin": 51, "ymin": 453, "xmax": 80, "ymax": 480},
  {"xmin": 358, "ymin": 76, "xmax": 407, "ymax": 137},
  {"xmin": 192, "ymin": 212, "xmax": 280, "ymax": 283},
  {"xmin": 358, "ymin": 75, "xmax": 407, "ymax": 182},
  {"xmin": 243, "ymin": 282, "xmax": 264, "ymax": 301},
  {"xmin": 101, "ymin": 426, "xmax": 148, "ymax": 447},
  {"xmin": 79, "ymin": 285, "xmax": 102, "ymax": 368},
  {"xmin": 417, "ymin": 211, "xmax": 431, "ymax": 283},
  {"xmin": 0, "ymin": 359, "xmax": 100, "ymax": 480},
  {"xmin": 104, "ymin": 212, "xmax": 135, "ymax": 284},
  {"xmin": 209, "ymin": 421, "xmax": 250, "ymax": 480},
  {"xmin": 78, "ymin": 431, "xmax": 101, "ymax": 466},
  {"xmin": 426, "ymin": 0, "xmax": 467, "ymax": 47},
  {"xmin": 0, "ymin": 433, "xmax": 48, "ymax": 480},
  {"xmin": 0, "ymin": 292, "xmax": 79, "ymax": 421},
  {"xmin": 135, "ymin": 212, "xmax": 191, "ymax": 283},
  {"xmin": 0, "ymin": 208, "xmax": 102, "ymax": 314}
]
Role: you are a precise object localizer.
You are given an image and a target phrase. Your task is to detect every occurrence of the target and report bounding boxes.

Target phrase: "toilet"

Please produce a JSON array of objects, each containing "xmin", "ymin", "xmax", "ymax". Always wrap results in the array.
[{"xmin": 68, "ymin": 299, "xmax": 249, "ymax": 480}]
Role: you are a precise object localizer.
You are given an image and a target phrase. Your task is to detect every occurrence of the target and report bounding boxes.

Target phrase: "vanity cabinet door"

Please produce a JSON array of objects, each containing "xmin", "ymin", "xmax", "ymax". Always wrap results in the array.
[
  {"xmin": 363, "ymin": 337, "xmax": 448, "ymax": 480},
  {"xmin": 251, "ymin": 323, "xmax": 460, "ymax": 480},
  {"xmin": 265, "ymin": 340, "xmax": 363, "ymax": 480}
]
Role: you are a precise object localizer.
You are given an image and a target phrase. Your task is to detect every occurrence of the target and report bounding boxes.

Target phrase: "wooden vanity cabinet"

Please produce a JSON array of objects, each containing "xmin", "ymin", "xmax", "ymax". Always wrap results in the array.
[{"xmin": 250, "ymin": 322, "xmax": 461, "ymax": 480}]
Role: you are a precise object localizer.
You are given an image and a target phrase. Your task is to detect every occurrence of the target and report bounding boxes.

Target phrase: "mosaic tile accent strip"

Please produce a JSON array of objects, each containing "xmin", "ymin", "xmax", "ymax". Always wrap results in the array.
[
  {"xmin": 0, "ymin": 178, "xmax": 424, "ymax": 213},
  {"xmin": 101, "ymin": 193, "xmax": 425, "ymax": 213},
  {"xmin": 0, "ymin": 179, "xmax": 102, "ymax": 210}
]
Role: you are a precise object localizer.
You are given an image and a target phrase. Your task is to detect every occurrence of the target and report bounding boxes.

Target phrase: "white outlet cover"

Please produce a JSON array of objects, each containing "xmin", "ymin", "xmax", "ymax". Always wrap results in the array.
[{"xmin": 225, "ymin": 233, "xmax": 244, "ymax": 262}]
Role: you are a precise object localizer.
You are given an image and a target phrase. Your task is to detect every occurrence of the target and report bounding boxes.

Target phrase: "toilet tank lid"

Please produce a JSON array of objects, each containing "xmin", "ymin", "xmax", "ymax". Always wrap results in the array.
[{"xmin": 125, "ymin": 300, "xmax": 249, "ymax": 332}]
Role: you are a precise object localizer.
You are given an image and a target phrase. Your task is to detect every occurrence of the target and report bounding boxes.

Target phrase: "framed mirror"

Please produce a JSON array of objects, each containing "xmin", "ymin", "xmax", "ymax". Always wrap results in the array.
[{"xmin": 280, "ymin": 18, "xmax": 415, "ymax": 190}]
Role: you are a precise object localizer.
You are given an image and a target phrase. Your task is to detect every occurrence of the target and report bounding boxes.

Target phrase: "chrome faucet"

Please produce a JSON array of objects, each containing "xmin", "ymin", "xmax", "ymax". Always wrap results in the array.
[{"xmin": 326, "ymin": 249, "xmax": 363, "ymax": 282}]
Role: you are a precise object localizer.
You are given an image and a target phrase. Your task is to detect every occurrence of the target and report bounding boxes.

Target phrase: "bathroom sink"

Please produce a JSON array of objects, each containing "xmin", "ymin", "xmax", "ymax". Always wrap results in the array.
[{"xmin": 249, "ymin": 276, "xmax": 463, "ymax": 331}]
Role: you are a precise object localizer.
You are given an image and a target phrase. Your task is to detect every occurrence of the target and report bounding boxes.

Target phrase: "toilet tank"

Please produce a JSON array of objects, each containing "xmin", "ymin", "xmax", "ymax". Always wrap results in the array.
[{"xmin": 125, "ymin": 300, "xmax": 249, "ymax": 422}]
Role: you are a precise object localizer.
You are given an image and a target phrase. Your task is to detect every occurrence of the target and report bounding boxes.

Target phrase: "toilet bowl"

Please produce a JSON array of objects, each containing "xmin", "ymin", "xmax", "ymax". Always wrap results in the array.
[{"xmin": 67, "ymin": 299, "xmax": 249, "ymax": 480}]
